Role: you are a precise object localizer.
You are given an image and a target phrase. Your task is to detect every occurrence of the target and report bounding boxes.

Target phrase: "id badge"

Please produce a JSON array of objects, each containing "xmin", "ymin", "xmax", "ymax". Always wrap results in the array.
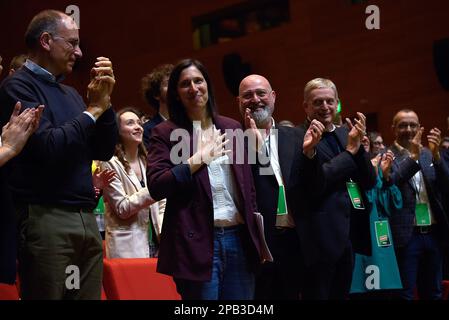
[
  {"xmin": 346, "ymin": 181, "xmax": 365, "ymax": 210},
  {"xmin": 374, "ymin": 220, "xmax": 391, "ymax": 247},
  {"xmin": 277, "ymin": 185, "xmax": 287, "ymax": 215},
  {"xmin": 415, "ymin": 203, "xmax": 431, "ymax": 226}
]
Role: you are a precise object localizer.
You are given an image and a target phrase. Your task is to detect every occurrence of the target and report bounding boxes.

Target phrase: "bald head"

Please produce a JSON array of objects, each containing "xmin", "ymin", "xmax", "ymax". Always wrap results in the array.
[
  {"xmin": 392, "ymin": 109, "xmax": 419, "ymax": 127},
  {"xmin": 239, "ymin": 75, "xmax": 272, "ymax": 94},
  {"xmin": 392, "ymin": 109, "xmax": 420, "ymax": 149},
  {"xmin": 238, "ymin": 74, "xmax": 276, "ymax": 129}
]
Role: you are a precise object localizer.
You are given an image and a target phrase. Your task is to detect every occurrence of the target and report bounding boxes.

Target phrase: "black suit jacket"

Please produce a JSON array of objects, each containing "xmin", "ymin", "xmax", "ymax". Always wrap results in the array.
[
  {"xmin": 143, "ymin": 113, "xmax": 164, "ymax": 150},
  {"xmin": 251, "ymin": 125, "xmax": 303, "ymax": 248},
  {"xmin": 389, "ymin": 145, "xmax": 449, "ymax": 248},
  {"xmin": 297, "ymin": 126, "xmax": 376, "ymax": 266}
]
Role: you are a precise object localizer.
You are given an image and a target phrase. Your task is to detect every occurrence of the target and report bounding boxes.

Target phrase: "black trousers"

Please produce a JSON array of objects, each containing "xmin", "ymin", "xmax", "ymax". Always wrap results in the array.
[
  {"xmin": 302, "ymin": 242, "xmax": 354, "ymax": 300},
  {"xmin": 255, "ymin": 227, "xmax": 303, "ymax": 300}
]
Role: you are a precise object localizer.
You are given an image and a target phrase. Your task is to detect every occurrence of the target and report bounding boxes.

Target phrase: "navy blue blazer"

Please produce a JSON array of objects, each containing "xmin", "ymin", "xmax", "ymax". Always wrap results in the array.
[
  {"xmin": 298, "ymin": 126, "xmax": 376, "ymax": 266},
  {"xmin": 147, "ymin": 114, "xmax": 263, "ymax": 281},
  {"xmin": 389, "ymin": 145, "xmax": 449, "ymax": 248},
  {"xmin": 142, "ymin": 113, "xmax": 164, "ymax": 150}
]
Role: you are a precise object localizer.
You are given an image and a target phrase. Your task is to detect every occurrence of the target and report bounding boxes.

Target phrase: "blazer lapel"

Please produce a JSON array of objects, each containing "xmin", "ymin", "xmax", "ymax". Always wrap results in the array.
[
  {"xmin": 335, "ymin": 126, "xmax": 348, "ymax": 151},
  {"xmin": 277, "ymin": 127, "xmax": 294, "ymax": 187}
]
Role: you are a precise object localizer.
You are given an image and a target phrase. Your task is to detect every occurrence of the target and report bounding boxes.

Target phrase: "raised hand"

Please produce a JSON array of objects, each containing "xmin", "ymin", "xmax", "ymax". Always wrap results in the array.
[
  {"xmin": 189, "ymin": 127, "xmax": 230, "ymax": 173},
  {"xmin": 93, "ymin": 167, "xmax": 117, "ymax": 190},
  {"xmin": 380, "ymin": 150, "xmax": 395, "ymax": 181},
  {"xmin": 87, "ymin": 57, "xmax": 116, "ymax": 119},
  {"xmin": 1, "ymin": 102, "xmax": 44, "ymax": 160},
  {"xmin": 303, "ymin": 119, "xmax": 324, "ymax": 158},
  {"xmin": 346, "ymin": 112, "xmax": 366, "ymax": 155},
  {"xmin": 409, "ymin": 126, "xmax": 424, "ymax": 161},
  {"xmin": 244, "ymin": 108, "xmax": 264, "ymax": 152},
  {"xmin": 370, "ymin": 153, "xmax": 382, "ymax": 176},
  {"xmin": 427, "ymin": 127, "xmax": 442, "ymax": 161}
]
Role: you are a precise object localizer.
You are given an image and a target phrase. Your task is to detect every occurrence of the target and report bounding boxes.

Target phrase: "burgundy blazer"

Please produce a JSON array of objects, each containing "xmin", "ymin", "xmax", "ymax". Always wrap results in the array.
[{"xmin": 147, "ymin": 114, "xmax": 262, "ymax": 281}]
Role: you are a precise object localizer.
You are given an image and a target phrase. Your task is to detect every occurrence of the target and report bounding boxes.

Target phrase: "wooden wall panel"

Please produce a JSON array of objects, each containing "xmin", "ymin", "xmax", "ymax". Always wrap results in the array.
[{"xmin": 0, "ymin": 0, "xmax": 448, "ymax": 145}]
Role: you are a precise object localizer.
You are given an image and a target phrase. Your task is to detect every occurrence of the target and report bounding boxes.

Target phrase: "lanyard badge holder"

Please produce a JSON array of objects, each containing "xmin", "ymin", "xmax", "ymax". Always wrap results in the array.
[
  {"xmin": 415, "ymin": 203, "xmax": 431, "ymax": 226},
  {"xmin": 374, "ymin": 220, "xmax": 392, "ymax": 247},
  {"xmin": 413, "ymin": 173, "xmax": 431, "ymax": 226},
  {"xmin": 277, "ymin": 185, "xmax": 287, "ymax": 215},
  {"xmin": 346, "ymin": 180, "xmax": 365, "ymax": 210}
]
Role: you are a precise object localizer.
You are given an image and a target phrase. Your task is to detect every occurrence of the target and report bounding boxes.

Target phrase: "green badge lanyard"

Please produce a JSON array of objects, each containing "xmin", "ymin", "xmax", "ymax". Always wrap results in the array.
[
  {"xmin": 374, "ymin": 220, "xmax": 392, "ymax": 247},
  {"xmin": 346, "ymin": 179, "xmax": 365, "ymax": 210},
  {"xmin": 412, "ymin": 172, "xmax": 431, "ymax": 226},
  {"xmin": 94, "ymin": 196, "xmax": 105, "ymax": 215},
  {"xmin": 264, "ymin": 132, "xmax": 288, "ymax": 216}
]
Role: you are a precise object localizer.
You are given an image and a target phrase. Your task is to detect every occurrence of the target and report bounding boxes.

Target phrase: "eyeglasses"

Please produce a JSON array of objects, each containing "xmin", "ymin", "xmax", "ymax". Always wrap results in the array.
[
  {"xmin": 396, "ymin": 122, "xmax": 419, "ymax": 130},
  {"xmin": 50, "ymin": 34, "xmax": 80, "ymax": 51},
  {"xmin": 240, "ymin": 90, "xmax": 271, "ymax": 100}
]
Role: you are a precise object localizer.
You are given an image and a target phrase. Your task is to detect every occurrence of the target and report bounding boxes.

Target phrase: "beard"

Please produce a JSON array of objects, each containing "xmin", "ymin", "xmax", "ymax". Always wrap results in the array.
[{"xmin": 250, "ymin": 106, "xmax": 273, "ymax": 127}]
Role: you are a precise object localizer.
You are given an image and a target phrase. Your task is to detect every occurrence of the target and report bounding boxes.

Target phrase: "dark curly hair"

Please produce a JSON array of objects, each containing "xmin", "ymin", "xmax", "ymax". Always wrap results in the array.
[{"xmin": 141, "ymin": 64, "xmax": 174, "ymax": 111}]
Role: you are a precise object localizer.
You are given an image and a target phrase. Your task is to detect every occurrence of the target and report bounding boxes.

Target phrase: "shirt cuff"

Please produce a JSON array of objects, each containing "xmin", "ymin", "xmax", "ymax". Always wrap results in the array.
[{"xmin": 83, "ymin": 111, "xmax": 96, "ymax": 123}]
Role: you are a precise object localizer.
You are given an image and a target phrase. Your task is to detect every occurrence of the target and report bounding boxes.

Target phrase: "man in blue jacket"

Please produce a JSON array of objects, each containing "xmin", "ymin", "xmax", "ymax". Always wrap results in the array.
[
  {"xmin": 389, "ymin": 109, "xmax": 449, "ymax": 299},
  {"xmin": 0, "ymin": 9, "xmax": 117, "ymax": 299}
]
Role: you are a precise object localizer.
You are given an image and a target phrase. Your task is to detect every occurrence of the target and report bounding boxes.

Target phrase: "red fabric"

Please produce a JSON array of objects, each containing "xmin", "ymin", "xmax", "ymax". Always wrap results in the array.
[
  {"xmin": 443, "ymin": 280, "xmax": 449, "ymax": 300},
  {"xmin": 102, "ymin": 258, "xmax": 180, "ymax": 300},
  {"xmin": 0, "ymin": 283, "xmax": 19, "ymax": 300}
]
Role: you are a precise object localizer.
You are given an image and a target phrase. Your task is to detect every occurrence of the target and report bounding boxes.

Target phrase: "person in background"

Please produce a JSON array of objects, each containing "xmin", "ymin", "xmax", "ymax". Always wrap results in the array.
[
  {"xmin": 141, "ymin": 64, "xmax": 173, "ymax": 251},
  {"xmin": 92, "ymin": 160, "xmax": 116, "ymax": 240},
  {"xmin": 278, "ymin": 119, "xmax": 295, "ymax": 128},
  {"xmin": 389, "ymin": 109, "xmax": 449, "ymax": 300},
  {"xmin": 141, "ymin": 63, "xmax": 173, "ymax": 149},
  {"xmin": 147, "ymin": 59, "xmax": 264, "ymax": 300},
  {"xmin": 368, "ymin": 131, "xmax": 386, "ymax": 157},
  {"xmin": 8, "ymin": 54, "xmax": 28, "ymax": 75},
  {"xmin": 101, "ymin": 108, "xmax": 157, "ymax": 258}
]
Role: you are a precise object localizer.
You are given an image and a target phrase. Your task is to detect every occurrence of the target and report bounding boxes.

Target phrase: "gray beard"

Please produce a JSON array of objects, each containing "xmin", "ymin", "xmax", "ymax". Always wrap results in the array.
[{"xmin": 251, "ymin": 108, "xmax": 272, "ymax": 127}]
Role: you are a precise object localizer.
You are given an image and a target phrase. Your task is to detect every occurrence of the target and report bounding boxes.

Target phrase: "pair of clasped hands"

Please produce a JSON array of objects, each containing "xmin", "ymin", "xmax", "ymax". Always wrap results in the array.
[{"xmin": 302, "ymin": 112, "xmax": 368, "ymax": 158}]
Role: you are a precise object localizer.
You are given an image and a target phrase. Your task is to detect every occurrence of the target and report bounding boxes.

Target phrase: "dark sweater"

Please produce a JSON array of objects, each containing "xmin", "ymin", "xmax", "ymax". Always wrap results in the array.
[{"xmin": 0, "ymin": 67, "xmax": 118, "ymax": 208}]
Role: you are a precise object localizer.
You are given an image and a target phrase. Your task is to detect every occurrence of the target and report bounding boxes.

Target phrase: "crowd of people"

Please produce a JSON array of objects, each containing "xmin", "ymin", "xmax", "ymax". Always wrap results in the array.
[{"xmin": 1, "ymin": 9, "xmax": 449, "ymax": 300}]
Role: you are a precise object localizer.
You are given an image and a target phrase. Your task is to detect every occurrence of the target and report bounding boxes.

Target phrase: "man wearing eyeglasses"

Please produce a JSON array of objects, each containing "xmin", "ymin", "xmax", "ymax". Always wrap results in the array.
[
  {"xmin": 0, "ymin": 10, "xmax": 117, "ymax": 299},
  {"xmin": 389, "ymin": 109, "xmax": 449, "ymax": 300},
  {"xmin": 298, "ymin": 78, "xmax": 376, "ymax": 300},
  {"xmin": 237, "ymin": 75, "xmax": 323, "ymax": 300}
]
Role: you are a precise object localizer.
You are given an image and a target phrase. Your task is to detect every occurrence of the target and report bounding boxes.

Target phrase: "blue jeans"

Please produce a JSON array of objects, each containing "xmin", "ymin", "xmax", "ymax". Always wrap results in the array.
[
  {"xmin": 397, "ymin": 232, "xmax": 443, "ymax": 300},
  {"xmin": 174, "ymin": 226, "xmax": 255, "ymax": 300}
]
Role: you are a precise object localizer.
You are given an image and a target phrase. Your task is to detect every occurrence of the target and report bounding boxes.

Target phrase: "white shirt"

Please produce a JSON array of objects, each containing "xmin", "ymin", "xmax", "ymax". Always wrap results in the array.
[
  {"xmin": 264, "ymin": 118, "xmax": 295, "ymax": 228},
  {"xmin": 203, "ymin": 125, "xmax": 243, "ymax": 227}
]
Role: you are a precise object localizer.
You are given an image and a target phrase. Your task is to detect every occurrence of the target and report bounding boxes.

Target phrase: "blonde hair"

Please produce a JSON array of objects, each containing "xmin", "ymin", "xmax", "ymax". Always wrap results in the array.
[{"xmin": 303, "ymin": 78, "xmax": 338, "ymax": 102}]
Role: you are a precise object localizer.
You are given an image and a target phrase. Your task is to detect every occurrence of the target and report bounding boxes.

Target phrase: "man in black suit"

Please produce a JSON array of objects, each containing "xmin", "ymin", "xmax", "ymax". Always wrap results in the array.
[
  {"xmin": 237, "ymin": 75, "xmax": 322, "ymax": 300},
  {"xmin": 141, "ymin": 64, "xmax": 173, "ymax": 150},
  {"xmin": 141, "ymin": 64, "xmax": 173, "ymax": 255},
  {"xmin": 389, "ymin": 109, "xmax": 449, "ymax": 299},
  {"xmin": 299, "ymin": 78, "xmax": 376, "ymax": 300}
]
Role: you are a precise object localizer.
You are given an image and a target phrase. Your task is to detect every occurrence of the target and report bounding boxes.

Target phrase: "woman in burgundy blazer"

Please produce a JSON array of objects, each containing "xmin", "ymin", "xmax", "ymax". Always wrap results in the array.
[{"xmin": 146, "ymin": 59, "xmax": 263, "ymax": 300}]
